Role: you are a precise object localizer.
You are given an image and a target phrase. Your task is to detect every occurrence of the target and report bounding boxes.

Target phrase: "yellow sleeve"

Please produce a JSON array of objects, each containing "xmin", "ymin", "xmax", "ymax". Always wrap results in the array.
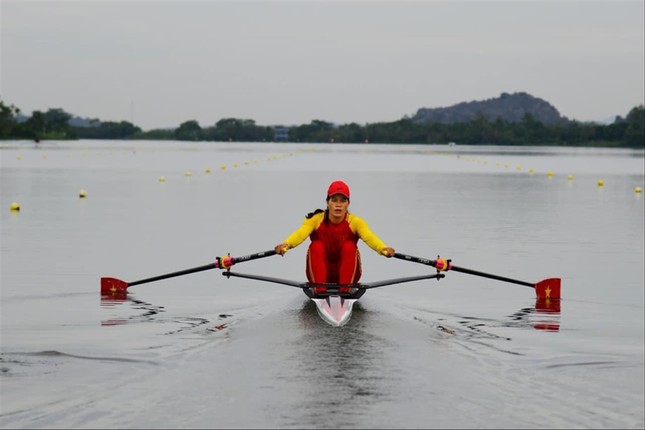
[
  {"xmin": 347, "ymin": 214, "xmax": 388, "ymax": 254},
  {"xmin": 283, "ymin": 212, "xmax": 324, "ymax": 248}
]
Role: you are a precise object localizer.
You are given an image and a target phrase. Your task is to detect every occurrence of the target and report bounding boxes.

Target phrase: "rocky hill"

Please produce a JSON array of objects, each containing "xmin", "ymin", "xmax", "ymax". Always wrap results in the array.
[{"xmin": 412, "ymin": 92, "xmax": 569, "ymax": 125}]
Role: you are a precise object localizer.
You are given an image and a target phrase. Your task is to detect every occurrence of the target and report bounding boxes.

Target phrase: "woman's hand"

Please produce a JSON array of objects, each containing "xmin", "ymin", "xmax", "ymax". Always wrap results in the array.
[
  {"xmin": 381, "ymin": 247, "xmax": 395, "ymax": 257},
  {"xmin": 275, "ymin": 243, "xmax": 290, "ymax": 255}
]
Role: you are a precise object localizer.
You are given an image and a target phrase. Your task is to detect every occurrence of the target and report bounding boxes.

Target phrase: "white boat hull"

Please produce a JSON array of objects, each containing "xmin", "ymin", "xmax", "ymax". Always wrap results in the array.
[{"xmin": 311, "ymin": 295, "xmax": 357, "ymax": 327}]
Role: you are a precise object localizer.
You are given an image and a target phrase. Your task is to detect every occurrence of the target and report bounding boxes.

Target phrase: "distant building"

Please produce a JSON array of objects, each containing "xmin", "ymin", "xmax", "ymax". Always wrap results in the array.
[{"xmin": 273, "ymin": 125, "xmax": 290, "ymax": 141}]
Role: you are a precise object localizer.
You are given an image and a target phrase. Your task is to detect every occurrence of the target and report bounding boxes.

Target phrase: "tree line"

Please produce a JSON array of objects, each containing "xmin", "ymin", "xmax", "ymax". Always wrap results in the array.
[{"xmin": 1, "ymin": 98, "xmax": 643, "ymax": 147}]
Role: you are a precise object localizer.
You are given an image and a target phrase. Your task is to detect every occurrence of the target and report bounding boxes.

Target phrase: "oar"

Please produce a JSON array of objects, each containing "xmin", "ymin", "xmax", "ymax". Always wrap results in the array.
[
  {"xmin": 393, "ymin": 252, "xmax": 561, "ymax": 299},
  {"xmin": 101, "ymin": 250, "xmax": 277, "ymax": 295}
]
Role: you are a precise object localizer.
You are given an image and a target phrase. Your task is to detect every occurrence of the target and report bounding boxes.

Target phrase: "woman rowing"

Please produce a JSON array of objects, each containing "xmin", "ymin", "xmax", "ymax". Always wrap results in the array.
[{"xmin": 274, "ymin": 180, "xmax": 395, "ymax": 294}]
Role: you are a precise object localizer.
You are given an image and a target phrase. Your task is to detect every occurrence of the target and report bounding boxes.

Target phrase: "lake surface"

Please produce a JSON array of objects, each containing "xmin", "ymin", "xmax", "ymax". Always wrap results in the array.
[{"xmin": 1, "ymin": 140, "xmax": 643, "ymax": 429}]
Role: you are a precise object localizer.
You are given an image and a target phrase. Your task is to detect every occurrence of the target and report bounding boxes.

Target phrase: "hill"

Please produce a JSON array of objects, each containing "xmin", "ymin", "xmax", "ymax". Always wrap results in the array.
[{"xmin": 411, "ymin": 92, "xmax": 570, "ymax": 125}]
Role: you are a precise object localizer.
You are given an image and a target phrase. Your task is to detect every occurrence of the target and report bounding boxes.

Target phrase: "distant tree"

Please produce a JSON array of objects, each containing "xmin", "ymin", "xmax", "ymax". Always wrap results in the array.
[
  {"xmin": 623, "ymin": 105, "xmax": 644, "ymax": 147},
  {"xmin": 73, "ymin": 121, "xmax": 141, "ymax": 139},
  {"xmin": 23, "ymin": 110, "xmax": 47, "ymax": 138},
  {"xmin": 335, "ymin": 122, "xmax": 365, "ymax": 143},
  {"xmin": 205, "ymin": 118, "xmax": 273, "ymax": 142},
  {"xmin": 135, "ymin": 128, "xmax": 174, "ymax": 140},
  {"xmin": 43, "ymin": 108, "xmax": 72, "ymax": 134},
  {"xmin": 0, "ymin": 99, "xmax": 20, "ymax": 138},
  {"xmin": 175, "ymin": 120, "xmax": 202, "ymax": 141},
  {"xmin": 289, "ymin": 120, "xmax": 335, "ymax": 142}
]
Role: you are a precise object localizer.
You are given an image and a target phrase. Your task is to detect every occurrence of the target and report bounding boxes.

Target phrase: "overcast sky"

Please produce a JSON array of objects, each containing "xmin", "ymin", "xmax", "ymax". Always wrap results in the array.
[{"xmin": 1, "ymin": 0, "xmax": 643, "ymax": 130}]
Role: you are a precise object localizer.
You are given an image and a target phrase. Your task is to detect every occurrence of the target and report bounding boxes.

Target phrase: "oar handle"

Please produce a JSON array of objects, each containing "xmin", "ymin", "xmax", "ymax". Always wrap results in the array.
[
  {"xmin": 393, "ymin": 253, "xmax": 438, "ymax": 268},
  {"xmin": 227, "ymin": 249, "xmax": 277, "ymax": 266}
]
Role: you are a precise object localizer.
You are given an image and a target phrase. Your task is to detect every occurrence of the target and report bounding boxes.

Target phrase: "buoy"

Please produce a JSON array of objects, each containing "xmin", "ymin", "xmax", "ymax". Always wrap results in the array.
[
  {"xmin": 528, "ymin": 168, "xmax": 535, "ymax": 174},
  {"xmin": 516, "ymin": 166, "xmax": 522, "ymax": 171},
  {"xmin": 547, "ymin": 171, "xmax": 553, "ymax": 177},
  {"xmin": 220, "ymin": 164, "xmax": 227, "ymax": 170},
  {"xmin": 17, "ymin": 155, "xmax": 22, "ymax": 160},
  {"xmin": 205, "ymin": 167, "xmax": 211, "ymax": 173},
  {"xmin": 185, "ymin": 171, "xmax": 192, "ymax": 177},
  {"xmin": 634, "ymin": 186, "xmax": 642, "ymax": 194},
  {"xmin": 597, "ymin": 179, "xmax": 604, "ymax": 187},
  {"xmin": 10, "ymin": 202, "xmax": 20, "ymax": 211},
  {"xmin": 159, "ymin": 176, "xmax": 166, "ymax": 182},
  {"xmin": 79, "ymin": 189, "xmax": 87, "ymax": 198},
  {"xmin": 567, "ymin": 175, "xmax": 574, "ymax": 181}
]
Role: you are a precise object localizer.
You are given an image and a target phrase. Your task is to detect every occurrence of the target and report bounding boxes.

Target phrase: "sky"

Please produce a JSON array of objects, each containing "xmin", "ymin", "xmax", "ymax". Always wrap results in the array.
[{"xmin": 1, "ymin": 0, "xmax": 643, "ymax": 131}]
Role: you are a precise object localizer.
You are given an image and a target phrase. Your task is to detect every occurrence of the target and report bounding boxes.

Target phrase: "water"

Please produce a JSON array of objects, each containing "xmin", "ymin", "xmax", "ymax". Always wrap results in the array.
[{"xmin": 1, "ymin": 140, "xmax": 643, "ymax": 429}]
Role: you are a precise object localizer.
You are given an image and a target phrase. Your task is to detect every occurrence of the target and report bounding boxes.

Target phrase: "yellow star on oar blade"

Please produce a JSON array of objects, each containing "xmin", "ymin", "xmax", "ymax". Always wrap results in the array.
[{"xmin": 545, "ymin": 286, "xmax": 551, "ymax": 298}]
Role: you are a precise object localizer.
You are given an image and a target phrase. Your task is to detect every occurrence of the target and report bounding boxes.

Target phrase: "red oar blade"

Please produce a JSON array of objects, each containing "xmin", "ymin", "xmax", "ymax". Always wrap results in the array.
[
  {"xmin": 534, "ymin": 278, "xmax": 561, "ymax": 299},
  {"xmin": 101, "ymin": 277, "xmax": 129, "ymax": 295}
]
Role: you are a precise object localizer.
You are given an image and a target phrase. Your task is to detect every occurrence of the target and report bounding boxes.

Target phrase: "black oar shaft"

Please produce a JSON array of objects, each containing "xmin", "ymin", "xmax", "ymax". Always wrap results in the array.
[
  {"xmin": 449, "ymin": 266, "xmax": 534, "ymax": 287},
  {"xmin": 393, "ymin": 252, "xmax": 534, "ymax": 288},
  {"xmin": 128, "ymin": 250, "xmax": 277, "ymax": 287},
  {"xmin": 129, "ymin": 263, "xmax": 216, "ymax": 286}
]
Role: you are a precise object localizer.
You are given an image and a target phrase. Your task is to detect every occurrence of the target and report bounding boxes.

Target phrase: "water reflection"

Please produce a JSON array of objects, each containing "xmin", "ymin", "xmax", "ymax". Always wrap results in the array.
[
  {"xmin": 287, "ymin": 300, "xmax": 395, "ymax": 428},
  {"xmin": 100, "ymin": 293, "xmax": 165, "ymax": 326},
  {"xmin": 508, "ymin": 298, "xmax": 561, "ymax": 332}
]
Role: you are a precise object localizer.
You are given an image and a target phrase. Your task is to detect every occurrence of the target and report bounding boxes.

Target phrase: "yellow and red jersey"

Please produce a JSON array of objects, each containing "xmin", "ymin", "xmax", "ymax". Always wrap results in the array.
[{"xmin": 283, "ymin": 211, "xmax": 388, "ymax": 254}]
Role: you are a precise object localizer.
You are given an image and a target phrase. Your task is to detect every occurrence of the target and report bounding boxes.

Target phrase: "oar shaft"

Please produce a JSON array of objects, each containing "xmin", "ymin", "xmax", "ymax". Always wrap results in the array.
[
  {"xmin": 449, "ymin": 266, "xmax": 534, "ymax": 288},
  {"xmin": 393, "ymin": 252, "xmax": 534, "ymax": 288},
  {"xmin": 127, "ymin": 250, "xmax": 277, "ymax": 287},
  {"xmin": 129, "ymin": 263, "xmax": 217, "ymax": 286}
]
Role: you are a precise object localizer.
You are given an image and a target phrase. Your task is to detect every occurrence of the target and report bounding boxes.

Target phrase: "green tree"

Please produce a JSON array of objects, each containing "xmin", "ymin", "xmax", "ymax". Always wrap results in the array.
[
  {"xmin": 24, "ymin": 111, "xmax": 47, "ymax": 139},
  {"xmin": 623, "ymin": 105, "xmax": 644, "ymax": 147},
  {"xmin": 175, "ymin": 120, "xmax": 202, "ymax": 141},
  {"xmin": 0, "ymin": 99, "xmax": 20, "ymax": 138},
  {"xmin": 289, "ymin": 120, "xmax": 335, "ymax": 142},
  {"xmin": 44, "ymin": 108, "xmax": 72, "ymax": 134}
]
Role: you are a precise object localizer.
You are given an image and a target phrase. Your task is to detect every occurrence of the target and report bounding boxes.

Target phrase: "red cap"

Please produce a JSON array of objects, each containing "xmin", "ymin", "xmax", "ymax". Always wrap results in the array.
[{"xmin": 327, "ymin": 180, "xmax": 350, "ymax": 199}]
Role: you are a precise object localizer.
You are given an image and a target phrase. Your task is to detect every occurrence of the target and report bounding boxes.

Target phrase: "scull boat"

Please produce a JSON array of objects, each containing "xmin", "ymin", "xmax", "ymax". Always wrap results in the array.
[{"xmin": 100, "ymin": 249, "xmax": 561, "ymax": 327}]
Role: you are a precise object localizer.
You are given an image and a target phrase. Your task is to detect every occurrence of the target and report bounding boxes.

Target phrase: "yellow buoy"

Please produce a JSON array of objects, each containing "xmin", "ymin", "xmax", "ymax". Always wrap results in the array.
[
  {"xmin": 205, "ymin": 167, "xmax": 211, "ymax": 174},
  {"xmin": 516, "ymin": 166, "xmax": 522, "ymax": 171},
  {"xmin": 185, "ymin": 171, "xmax": 192, "ymax": 177},
  {"xmin": 635, "ymin": 186, "xmax": 642, "ymax": 194},
  {"xmin": 17, "ymin": 155, "xmax": 22, "ymax": 160},
  {"xmin": 567, "ymin": 175, "xmax": 573, "ymax": 181},
  {"xmin": 79, "ymin": 189, "xmax": 87, "ymax": 198},
  {"xmin": 220, "ymin": 164, "xmax": 227, "ymax": 170},
  {"xmin": 547, "ymin": 171, "xmax": 553, "ymax": 177},
  {"xmin": 10, "ymin": 202, "xmax": 20, "ymax": 211},
  {"xmin": 159, "ymin": 176, "xmax": 166, "ymax": 182},
  {"xmin": 597, "ymin": 179, "xmax": 604, "ymax": 187}
]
